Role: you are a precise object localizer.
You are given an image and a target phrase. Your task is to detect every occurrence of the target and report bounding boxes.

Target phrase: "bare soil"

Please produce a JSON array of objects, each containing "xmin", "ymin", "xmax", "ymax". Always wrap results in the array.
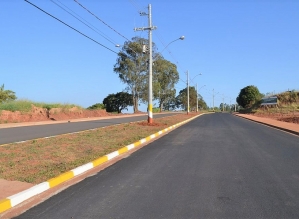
[
  {"xmin": 252, "ymin": 111, "xmax": 299, "ymax": 124},
  {"xmin": 0, "ymin": 106, "xmax": 129, "ymax": 123}
]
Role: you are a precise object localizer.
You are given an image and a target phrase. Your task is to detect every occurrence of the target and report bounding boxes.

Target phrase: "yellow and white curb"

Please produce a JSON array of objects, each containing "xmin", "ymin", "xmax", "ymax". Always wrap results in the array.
[{"xmin": 0, "ymin": 114, "xmax": 203, "ymax": 214}]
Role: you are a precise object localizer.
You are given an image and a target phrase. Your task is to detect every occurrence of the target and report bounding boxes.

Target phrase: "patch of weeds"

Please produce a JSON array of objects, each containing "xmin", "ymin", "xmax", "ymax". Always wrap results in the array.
[
  {"xmin": 8, "ymin": 161, "xmax": 15, "ymax": 168},
  {"xmin": 22, "ymin": 176, "xmax": 35, "ymax": 184}
]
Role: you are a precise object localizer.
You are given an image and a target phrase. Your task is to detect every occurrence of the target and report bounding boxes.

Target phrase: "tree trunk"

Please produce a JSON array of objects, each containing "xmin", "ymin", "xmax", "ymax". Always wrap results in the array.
[
  {"xmin": 159, "ymin": 101, "xmax": 163, "ymax": 112},
  {"xmin": 133, "ymin": 96, "xmax": 139, "ymax": 113},
  {"xmin": 131, "ymin": 89, "xmax": 139, "ymax": 113}
]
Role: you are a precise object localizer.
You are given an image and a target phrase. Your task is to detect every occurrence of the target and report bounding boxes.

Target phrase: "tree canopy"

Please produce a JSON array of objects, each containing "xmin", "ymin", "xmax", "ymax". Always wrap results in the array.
[
  {"xmin": 175, "ymin": 86, "xmax": 207, "ymax": 111},
  {"xmin": 151, "ymin": 57, "xmax": 179, "ymax": 112},
  {"xmin": 113, "ymin": 37, "xmax": 157, "ymax": 113},
  {"xmin": 0, "ymin": 84, "xmax": 17, "ymax": 103},
  {"xmin": 103, "ymin": 92, "xmax": 133, "ymax": 113},
  {"xmin": 236, "ymin": 85, "xmax": 262, "ymax": 108}
]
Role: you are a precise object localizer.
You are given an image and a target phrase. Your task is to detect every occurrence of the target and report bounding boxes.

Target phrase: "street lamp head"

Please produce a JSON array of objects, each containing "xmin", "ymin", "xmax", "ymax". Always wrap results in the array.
[
  {"xmin": 115, "ymin": 44, "xmax": 120, "ymax": 47},
  {"xmin": 179, "ymin": 36, "xmax": 185, "ymax": 40}
]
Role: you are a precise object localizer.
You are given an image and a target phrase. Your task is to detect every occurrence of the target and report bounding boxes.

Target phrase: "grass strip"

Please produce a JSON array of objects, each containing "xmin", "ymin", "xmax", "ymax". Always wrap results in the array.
[{"xmin": 0, "ymin": 113, "xmax": 199, "ymax": 184}]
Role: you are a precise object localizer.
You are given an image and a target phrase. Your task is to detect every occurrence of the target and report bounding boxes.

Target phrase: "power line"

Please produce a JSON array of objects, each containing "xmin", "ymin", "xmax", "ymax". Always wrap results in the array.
[
  {"xmin": 128, "ymin": 0, "xmax": 142, "ymax": 14},
  {"xmin": 54, "ymin": 0, "xmax": 139, "ymax": 57},
  {"xmin": 51, "ymin": 0, "xmax": 117, "ymax": 46},
  {"xmin": 24, "ymin": 0, "xmax": 118, "ymax": 54},
  {"xmin": 74, "ymin": 0, "xmax": 131, "ymax": 41}
]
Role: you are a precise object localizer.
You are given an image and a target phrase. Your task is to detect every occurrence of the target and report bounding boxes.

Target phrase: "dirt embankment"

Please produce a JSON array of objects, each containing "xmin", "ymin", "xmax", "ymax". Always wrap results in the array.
[{"xmin": 0, "ymin": 105, "xmax": 114, "ymax": 123}]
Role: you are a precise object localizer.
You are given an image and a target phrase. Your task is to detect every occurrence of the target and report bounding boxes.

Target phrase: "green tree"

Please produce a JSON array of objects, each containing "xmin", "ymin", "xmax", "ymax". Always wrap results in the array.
[
  {"xmin": 236, "ymin": 85, "xmax": 262, "ymax": 108},
  {"xmin": 114, "ymin": 37, "xmax": 158, "ymax": 113},
  {"xmin": 103, "ymin": 92, "xmax": 133, "ymax": 113},
  {"xmin": 176, "ymin": 86, "xmax": 207, "ymax": 111},
  {"xmin": 150, "ymin": 57, "xmax": 179, "ymax": 112},
  {"xmin": 87, "ymin": 103, "xmax": 105, "ymax": 110},
  {"xmin": 0, "ymin": 84, "xmax": 17, "ymax": 103}
]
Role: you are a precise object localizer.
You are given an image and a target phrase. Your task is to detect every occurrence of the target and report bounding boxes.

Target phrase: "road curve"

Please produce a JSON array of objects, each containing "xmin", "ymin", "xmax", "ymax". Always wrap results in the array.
[
  {"xmin": 0, "ymin": 113, "xmax": 179, "ymax": 145},
  {"xmin": 15, "ymin": 113, "xmax": 299, "ymax": 218}
]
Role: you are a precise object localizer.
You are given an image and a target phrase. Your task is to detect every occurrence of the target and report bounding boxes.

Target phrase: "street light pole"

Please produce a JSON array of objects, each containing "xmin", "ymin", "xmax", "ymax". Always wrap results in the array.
[
  {"xmin": 159, "ymin": 36, "xmax": 185, "ymax": 54},
  {"xmin": 189, "ymin": 73, "xmax": 202, "ymax": 113},
  {"xmin": 196, "ymin": 83, "xmax": 198, "ymax": 113},
  {"xmin": 196, "ymin": 84, "xmax": 206, "ymax": 112},
  {"xmin": 222, "ymin": 94, "xmax": 224, "ymax": 112},
  {"xmin": 186, "ymin": 71, "xmax": 189, "ymax": 114},
  {"xmin": 213, "ymin": 89, "xmax": 215, "ymax": 111}
]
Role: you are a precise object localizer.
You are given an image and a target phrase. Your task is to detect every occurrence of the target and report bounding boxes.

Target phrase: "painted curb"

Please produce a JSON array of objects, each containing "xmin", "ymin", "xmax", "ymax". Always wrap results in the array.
[{"xmin": 0, "ymin": 113, "xmax": 203, "ymax": 214}]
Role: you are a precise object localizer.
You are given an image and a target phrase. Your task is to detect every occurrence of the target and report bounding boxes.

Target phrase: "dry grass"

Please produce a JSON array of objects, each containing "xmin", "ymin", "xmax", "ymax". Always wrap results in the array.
[{"xmin": 0, "ymin": 113, "xmax": 199, "ymax": 184}]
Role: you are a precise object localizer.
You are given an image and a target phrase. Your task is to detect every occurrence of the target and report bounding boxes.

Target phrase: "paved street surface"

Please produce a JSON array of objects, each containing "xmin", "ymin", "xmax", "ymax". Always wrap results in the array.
[
  {"xmin": 15, "ymin": 113, "xmax": 299, "ymax": 218},
  {"xmin": 0, "ymin": 113, "xmax": 178, "ymax": 145}
]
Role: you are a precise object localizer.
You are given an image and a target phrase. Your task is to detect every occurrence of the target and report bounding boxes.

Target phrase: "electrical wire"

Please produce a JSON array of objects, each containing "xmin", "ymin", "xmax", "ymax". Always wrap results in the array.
[
  {"xmin": 128, "ymin": 0, "xmax": 142, "ymax": 14},
  {"xmin": 73, "ymin": 0, "xmax": 140, "ymax": 54},
  {"xmin": 51, "ymin": 0, "xmax": 117, "ymax": 46},
  {"xmin": 74, "ymin": 0, "xmax": 131, "ymax": 41},
  {"xmin": 24, "ymin": 0, "xmax": 118, "ymax": 54}
]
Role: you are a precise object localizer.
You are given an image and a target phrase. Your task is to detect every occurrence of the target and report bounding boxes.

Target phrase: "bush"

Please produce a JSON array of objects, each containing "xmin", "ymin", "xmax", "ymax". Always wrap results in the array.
[
  {"xmin": 87, "ymin": 103, "xmax": 105, "ymax": 110},
  {"xmin": 0, "ymin": 100, "xmax": 82, "ymax": 112}
]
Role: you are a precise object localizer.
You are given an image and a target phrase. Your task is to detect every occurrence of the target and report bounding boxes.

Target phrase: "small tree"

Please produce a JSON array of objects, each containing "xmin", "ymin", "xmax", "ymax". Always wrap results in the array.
[
  {"xmin": 0, "ymin": 84, "xmax": 17, "ymax": 103},
  {"xmin": 236, "ymin": 85, "xmax": 262, "ymax": 109},
  {"xmin": 148, "ymin": 57, "xmax": 179, "ymax": 112},
  {"xmin": 175, "ymin": 86, "xmax": 207, "ymax": 111},
  {"xmin": 103, "ymin": 92, "xmax": 133, "ymax": 113},
  {"xmin": 87, "ymin": 103, "xmax": 105, "ymax": 110}
]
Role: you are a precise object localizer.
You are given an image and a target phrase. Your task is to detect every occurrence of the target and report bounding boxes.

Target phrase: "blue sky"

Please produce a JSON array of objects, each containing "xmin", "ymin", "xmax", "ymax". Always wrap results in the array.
[{"xmin": 1, "ymin": 0, "xmax": 298, "ymax": 112}]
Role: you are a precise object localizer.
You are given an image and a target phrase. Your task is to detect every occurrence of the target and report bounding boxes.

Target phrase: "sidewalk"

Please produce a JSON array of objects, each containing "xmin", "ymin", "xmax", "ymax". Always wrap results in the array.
[{"xmin": 234, "ymin": 113, "xmax": 299, "ymax": 136}]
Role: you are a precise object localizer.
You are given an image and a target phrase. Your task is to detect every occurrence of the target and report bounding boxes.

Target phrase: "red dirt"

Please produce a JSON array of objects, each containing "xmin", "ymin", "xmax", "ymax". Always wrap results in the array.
[
  {"xmin": 137, "ymin": 121, "xmax": 164, "ymax": 126},
  {"xmin": 278, "ymin": 116, "xmax": 299, "ymax": 124},
  {"xmin": 0, "ymin": 105, "xmax": 124, "ymax": 124},
  {"xmin": 252, "ymin": 111, "xmax": 299, "ymax": 125}
]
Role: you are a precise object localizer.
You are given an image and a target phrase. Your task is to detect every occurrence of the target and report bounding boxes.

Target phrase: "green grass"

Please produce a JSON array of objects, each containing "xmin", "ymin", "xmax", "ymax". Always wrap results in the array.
[{"xmin": 0, "ymin": 99, "xmax": 83, "ymax": 112}]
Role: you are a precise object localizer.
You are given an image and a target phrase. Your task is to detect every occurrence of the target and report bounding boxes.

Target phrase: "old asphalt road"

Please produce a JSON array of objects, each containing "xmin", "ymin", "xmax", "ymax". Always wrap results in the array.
[
  {"xmin": 0, "ymin": 113, "xmax": 178, "ymax": 145},
  {"xmin": 15, "ymin": 113, "xmax": 299, "ymax": 218}
]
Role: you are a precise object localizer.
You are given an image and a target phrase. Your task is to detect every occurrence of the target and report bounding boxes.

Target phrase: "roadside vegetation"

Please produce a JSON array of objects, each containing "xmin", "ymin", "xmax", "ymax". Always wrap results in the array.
[
  {"xmin": 0, "ymin": 99, "xmax": 82, "ymax": 112},
  {"xmin": 0, "ymin": 113, "xmax": 198, "ymax": 184},
  {"xmin": 234, "ymin": 85, "xmax": 299, "ymax": 123},
  {"xmin": 0, "ymin": 84, "xmax": 16, "ymax": 104}
]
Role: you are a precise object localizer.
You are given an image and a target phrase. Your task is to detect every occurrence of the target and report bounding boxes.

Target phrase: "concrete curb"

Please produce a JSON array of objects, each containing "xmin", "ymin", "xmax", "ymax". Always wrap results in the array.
[
  {"xmin": 0, "ymin": 113, "xmax": 203, "ymax": 214},
  {"xmin": 234, "ymin": 114, "xmax": 299, "ymax": 136}
]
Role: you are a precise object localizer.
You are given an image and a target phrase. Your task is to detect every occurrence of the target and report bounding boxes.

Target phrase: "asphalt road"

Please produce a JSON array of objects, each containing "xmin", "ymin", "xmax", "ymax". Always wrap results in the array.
[
  {"xmin": 0, "ymin": 113, "xmax": 178, "ymax": 145},
  {"xmin": 15, "ymin": 113, "xmax": 299, "ymax": 218}
]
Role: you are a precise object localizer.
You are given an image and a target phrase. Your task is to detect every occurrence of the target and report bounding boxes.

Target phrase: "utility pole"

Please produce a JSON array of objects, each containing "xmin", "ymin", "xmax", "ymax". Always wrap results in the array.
[
  {"xmin": 196, "ymin": 83, "xmax": 198, "ymax": 113},
  {"xmin": 134, "ymin": 4, "xmax": 157, "ymax": 123},
  {"xmin": 222, "ymin": 95, "xmax": 224, "ymax": 112},
  {"xmin": 186, "ymin": 71, "xmax": 189, "ymax": 114},
  {"xmin": 213, "ymin": 89, "xmax": 215, "ymax": 112}
]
